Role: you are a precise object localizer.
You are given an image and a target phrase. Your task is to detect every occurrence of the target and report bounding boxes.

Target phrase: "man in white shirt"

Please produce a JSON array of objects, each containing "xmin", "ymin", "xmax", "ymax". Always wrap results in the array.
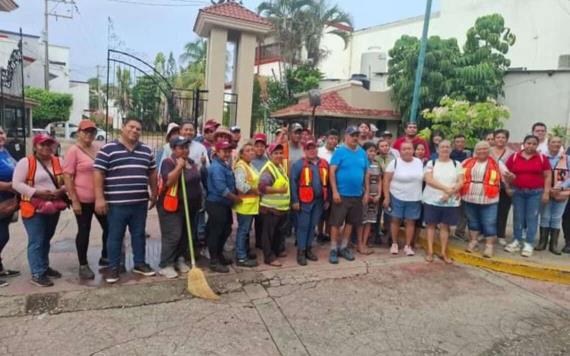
[
  {"xmin": 317, "ymin": 129, "xmax": 338, "ymax": 163},
  {"xmin": 180, "ymin": 121, "xmax": 209, "ymax": 168}
]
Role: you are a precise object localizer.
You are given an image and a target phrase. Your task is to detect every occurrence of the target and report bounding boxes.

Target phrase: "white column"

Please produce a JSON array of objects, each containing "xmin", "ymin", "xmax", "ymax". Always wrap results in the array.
[
  {"xmin": 204, "ymin": 27, "xmax": 228, "ymax": 126},
  {"xmin": 234, "ymin": 32, "xmax": 257, "ymax": 141}
]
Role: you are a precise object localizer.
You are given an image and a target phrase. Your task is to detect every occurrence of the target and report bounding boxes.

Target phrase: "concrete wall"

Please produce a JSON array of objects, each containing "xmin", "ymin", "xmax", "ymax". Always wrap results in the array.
[
  {"xmin": 500, "ymin": 71, "xmax": 570, "ymax": 141},
  {"xmin": 68, "ymin": 81, "xmax": 89, "ymax": 124}
]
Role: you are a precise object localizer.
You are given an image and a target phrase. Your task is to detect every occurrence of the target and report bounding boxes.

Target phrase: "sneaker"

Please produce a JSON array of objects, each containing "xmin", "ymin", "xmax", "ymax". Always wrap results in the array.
[
  {"xmin": 98, "ymin": 257, "xmax": 110, "ymax": 267},
  {"xmin": 0, "ymin": 279, "xmax": 8, "ymax": 288},
  {"xmin": 297, "ymin": 251, "xmax": 307, "ymax": 266},
  {"xmin": 219, "ymin": 255, "xmax": 233, "ymax": 266},
  {"xmin": 305, "ymin": 248, "xmax": 318, "ymax": 262},
  {"xmin": 404, "ymin": 245, "xmax": 415, "ymax": 256},
  {"xmin": 329, "ymin": 249, "xmax": 339, "ymax": 264},
  {"xmin": 390, "ymin": 243, "xmax": 399, "ymax": 255},
  {"xmin": 338, "ymin": 247, "xmax": 355, "ymax": 261},
  {"xmin": 209, "ymin": 262, "xmax": 230, "ymax": 273},
  {"xmin": 465, "ymin": 240, "xmax": 479, "ymax": 253},
  {"xmin": 497, "ymin": 238, "xmax": 507, "ymax": 246},
  {"xmin": 563, "ymin": 244, "xmax": 570, "ymax": 254},
  {"xmin": 105, "ymin": 268, "xmax": 120, "ymax": 284},
  {"xmin": 521, "ymin": 243, "xmax": 533, "ymax": 257},
  {"xmin": 0, "ymin": 268, "xmax": 20, "ymax": 278},
  {"xmin": 45, "ymin": 267, "xmax": 62, "ymax": 279},
  {"xmin": 159, "ymin": 266, "xmax": 178, "ymax": 279},
  {"xmin": 236, "ymin": 259, "xmax": 258, "ymax": 268},
  {"xmin": 505, "ymin": 240, "xmax": 521, "ymax": 253},
  {"xmin": 133, "ymin": 264, "xmax": 156, "ymax": 277},
  {"xmin": 79, "ymin": 265, "xmax": 95, "ymax": 280},
  {"xmin": 30, "ymin": 275, "xmax": 54, "ymax": 287},
  {"xmin": 175, "ymin": 260, "xmax": 190, "ymax": 273},
  {"xmin": 483, "ymin": 244, "xmax": 494, "ymax": 258}
]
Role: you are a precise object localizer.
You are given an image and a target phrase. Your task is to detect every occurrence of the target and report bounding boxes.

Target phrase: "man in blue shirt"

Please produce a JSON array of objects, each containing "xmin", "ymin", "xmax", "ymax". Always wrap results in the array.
[
  {"xmin": 206, "ymin": 140, "xmax": 242, "ymax": 273},
  {"xmin": 328, "ymin": 126, "xmax": 369, "ymax": 264},
  {"xmin": 290, "ymin": 140, "xmax": 329, "ymax": 266}
]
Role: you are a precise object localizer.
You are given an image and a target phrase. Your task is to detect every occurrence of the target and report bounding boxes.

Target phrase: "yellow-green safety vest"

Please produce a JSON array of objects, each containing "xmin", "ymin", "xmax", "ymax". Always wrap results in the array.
[
  {"xmin": 233, "ymin": 160, "xmax": 260, "ymax": 215},
  {"xmin": 260, "ymin": 161, "xmax": 290, "ymax": 211}
]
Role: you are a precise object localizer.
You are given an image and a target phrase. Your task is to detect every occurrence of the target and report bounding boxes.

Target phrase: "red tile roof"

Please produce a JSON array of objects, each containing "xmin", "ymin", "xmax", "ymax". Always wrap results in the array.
[
  {"xmin": 272, "ymin": 91, "xmax": 398, "ymax": 119},
  {"xmin": 201, "ymin": 1, "xmax": 272, "ymax": 27}
]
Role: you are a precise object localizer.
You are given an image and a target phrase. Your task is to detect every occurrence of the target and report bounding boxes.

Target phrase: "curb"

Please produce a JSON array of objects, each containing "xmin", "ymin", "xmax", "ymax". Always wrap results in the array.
[{"xmin": 417, "ymin": 236, "xmax": 570, "ymax": 285}]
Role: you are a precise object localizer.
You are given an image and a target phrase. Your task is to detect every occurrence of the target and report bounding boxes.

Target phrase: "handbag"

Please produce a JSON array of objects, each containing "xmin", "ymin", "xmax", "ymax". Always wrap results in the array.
[
  {"xmin": 0, "ymin": 197, "xmax": 18, "ymax": 219},
  {"xmin": 36, "ymin": 157, "xmax": 72, "ymax": 208}
]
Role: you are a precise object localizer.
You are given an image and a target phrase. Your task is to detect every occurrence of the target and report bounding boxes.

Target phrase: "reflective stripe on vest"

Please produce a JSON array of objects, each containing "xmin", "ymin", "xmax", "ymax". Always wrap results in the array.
[
  {"xmin": 163, "ymin": 182, "xmax": 179, "ymax": 212},
  {"xmin": 20, "ymin": 155, "xmax": 64, "ymax": 218},
  {"xmin": 260, "ymin": 161, "xmax": 290, "ymax": 211},
  {"xmin": 234, "ymin": 161, "xmax": 261, "ymax": 215},
  {"xmin": 461, "ymin": 158, "xmax": 500, "ymax": 198},
  {"xmin": 299, "ymin": 158, "xmax": 329, "ymax": 204}
]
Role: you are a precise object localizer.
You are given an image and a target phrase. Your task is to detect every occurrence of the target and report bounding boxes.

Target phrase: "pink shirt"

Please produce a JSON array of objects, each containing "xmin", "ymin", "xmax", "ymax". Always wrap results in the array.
[
  {"xmin": 13, "ymin": 156, "xmax": 63, "ymax": 198},
  {"xmin": 63, "ymin": 145, "xmax": 97, "ymax": 203}
]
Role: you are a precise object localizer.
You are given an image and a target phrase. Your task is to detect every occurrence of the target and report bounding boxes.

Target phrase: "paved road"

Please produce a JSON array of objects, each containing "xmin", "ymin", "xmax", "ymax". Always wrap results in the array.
[{"xmin": 1, "ymin": 261, "xmax": 569, "ymax": 356}]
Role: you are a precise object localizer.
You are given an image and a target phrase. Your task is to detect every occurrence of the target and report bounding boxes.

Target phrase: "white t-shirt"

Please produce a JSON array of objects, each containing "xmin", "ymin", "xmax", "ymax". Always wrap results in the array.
[
  {"xmin": 189, "ymin": 140, "xmax": 210, "ymax": 169},
  {"xmin": 318, "ymin": 146, "xmax": 335, "ymax": 163},
  {"xmin": 385, "ymin": 157, "xmax": 424, "ymax": 201},
  {"xmin": 422, "ymin": 159, "xmax": 464, "ymax": 207}
]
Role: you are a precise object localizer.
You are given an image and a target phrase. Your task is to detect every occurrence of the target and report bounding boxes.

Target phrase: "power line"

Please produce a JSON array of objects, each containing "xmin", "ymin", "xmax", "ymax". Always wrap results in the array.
[{"xmin": 107, "ymin": 0, "xmax": 208, "ymax": 7}]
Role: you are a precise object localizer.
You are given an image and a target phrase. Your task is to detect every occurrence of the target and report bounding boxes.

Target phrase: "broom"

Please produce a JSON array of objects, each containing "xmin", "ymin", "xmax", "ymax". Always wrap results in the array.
[{"xmin": 181, "ymin": 169, "xmax": 219, "ymax": 300}]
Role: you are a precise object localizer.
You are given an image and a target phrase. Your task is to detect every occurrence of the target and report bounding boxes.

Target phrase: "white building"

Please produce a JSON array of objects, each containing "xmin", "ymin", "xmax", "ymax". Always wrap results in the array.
[
  {"xmin": 0, "ymin": 29, "xmax": 89, "ymax": 125},
  {"xmin": 257, "ymin": 0, "xmax": 570, "ymax": 139}
]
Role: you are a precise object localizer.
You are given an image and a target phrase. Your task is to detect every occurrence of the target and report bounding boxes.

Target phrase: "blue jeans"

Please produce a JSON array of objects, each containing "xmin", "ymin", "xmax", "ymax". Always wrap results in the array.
[
  {"xmin": 464, "ymin": 202, "xmax": 498, "ymax": 237},
  {"xmin": 540, "ymin": 199, "xmax": 568, "ymax": 229},
  {"xmin": 512, "ymin": 188, "xmax": 543, "ymax": 244},
  {"xmin": 107, "ymin": 202, "xmax": 148, "ymax": 269},
  {"xmin": 296, "ymin": 199, "xmax": 323, "ymax": 250},
  {"xmin": 236, "ymin": 214, "xmax": 254, "ymax": 260},
  {"xmin": 22, "ymin": 213, "xmax": 60, "ymax": 278}
]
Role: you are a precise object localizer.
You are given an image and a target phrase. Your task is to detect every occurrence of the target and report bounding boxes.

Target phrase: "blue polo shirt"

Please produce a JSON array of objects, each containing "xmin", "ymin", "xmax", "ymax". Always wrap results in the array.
[
  {"xmin": 94, "ymin": 140, "xmax": 156, "ymax": 205},
  {"xmin": 330, "ymin": 144, "xmax": 367, "ymax": 197}
]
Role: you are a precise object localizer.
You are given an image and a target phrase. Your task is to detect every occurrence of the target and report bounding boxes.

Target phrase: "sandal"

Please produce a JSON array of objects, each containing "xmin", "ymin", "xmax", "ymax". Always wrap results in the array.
[
  {"xmin": 268, "ymin": 260, "xmax": 282, "ymax": 267},
  {"xmin": 465, "ymin": 240, "xmax": 479, "ymax": 253},
  {"xmin": 440, "ymin": 255, "xmax": 454, "ymax": 264},
  {"xmin": 357, "ymin": 248, "xmax": 374, "ymax": 255},
  {"xmin": 0, "ymin": 269, "xmax": 20, "ymax": 278},
  {"xmin": 425, "ymin": 255, "xmax": 434, "ymax": 263}
]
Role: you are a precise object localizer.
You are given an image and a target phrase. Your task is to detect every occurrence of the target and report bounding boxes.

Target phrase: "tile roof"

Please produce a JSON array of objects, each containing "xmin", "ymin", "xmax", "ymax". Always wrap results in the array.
[
  {"xmin": 201, "ymin": 1, "xmax": 272, "ymax": 27},
  {"xmin": 271, "ymin": 91, "xmax": 398, "ymax": 119}
]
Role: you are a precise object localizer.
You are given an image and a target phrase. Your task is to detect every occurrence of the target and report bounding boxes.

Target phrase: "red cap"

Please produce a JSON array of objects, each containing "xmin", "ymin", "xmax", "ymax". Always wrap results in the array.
[
  {"xmin": 303, "ymin": 140, "xmax": 317, "ymax": 149},
  {"xmin": 204, "ymin": 118, "xmax": 220, "ymax": 127},
  {"xmin": 267, "ymin": 143, "xmax": 284, "ymax": 155},
  {"xmin": 33, "ymin": 133, "xmax": 57, "ymax": 146},
  {"xmin": 78, "ymin": 120, "xmax": 96, "ymax": 131},
  {"xmin": 253, "ymin": 133, "xmax": 267, "ymax": 144},
  {"xmin": 215, "ymin": 140, "xmax": 232, "ymax": 151}
]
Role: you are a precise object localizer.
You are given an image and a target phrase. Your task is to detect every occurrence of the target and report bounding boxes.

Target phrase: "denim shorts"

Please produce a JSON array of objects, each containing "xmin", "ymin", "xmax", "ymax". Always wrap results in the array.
[
  {"xmin": 423, "ymin": 204, "xmax": 460, "ymax": 226},
  {"xmin": 463, "ymin": 202, "xmax": 498, "ymax": 237},
  {"xmin": 389, "ymin": 194, "xmax": 421, "ymax": 220}
]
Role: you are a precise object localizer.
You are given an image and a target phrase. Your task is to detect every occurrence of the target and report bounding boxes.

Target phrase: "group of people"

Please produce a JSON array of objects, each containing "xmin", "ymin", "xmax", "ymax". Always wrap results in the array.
[{"xmin": 0, "ymin": 117, "xmax": 569, "ymax": 288}]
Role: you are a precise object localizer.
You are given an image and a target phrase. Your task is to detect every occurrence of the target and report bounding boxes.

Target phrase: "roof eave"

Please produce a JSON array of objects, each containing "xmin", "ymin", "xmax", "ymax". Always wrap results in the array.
[{"xmin": 194, "ymin": 12, "xmax": 272, "ymax": 37}]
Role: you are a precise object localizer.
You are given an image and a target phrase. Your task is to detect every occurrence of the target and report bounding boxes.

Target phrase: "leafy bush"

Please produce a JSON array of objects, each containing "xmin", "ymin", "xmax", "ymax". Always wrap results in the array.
[{"xmin": 25, "ymin": 87, "xmax": 73, "ymax": 128}]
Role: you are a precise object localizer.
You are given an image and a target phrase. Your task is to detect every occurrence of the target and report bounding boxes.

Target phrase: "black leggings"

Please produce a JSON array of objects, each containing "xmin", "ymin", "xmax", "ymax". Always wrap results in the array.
[
  {"xmin": 205, "ymin": 201, "xmax": 232, "ymax": 264},
  {"xmin": 563, "ymin": 201, "xmax": 570, "ymax": 243},
  {"xmin": 496, "ymin": 188, "xmax": 512, "ymax": 239},
  {"xmin": 74, "ymin": 202, "xmax": 108, "ymax": 265},
  {"xmin": 0, "ymin": 216, "xmax": 11, "ymax": 268}
]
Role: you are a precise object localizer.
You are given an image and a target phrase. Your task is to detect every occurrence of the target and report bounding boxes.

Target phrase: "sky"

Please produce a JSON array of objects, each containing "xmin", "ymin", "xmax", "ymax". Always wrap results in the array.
[{"xmin": 0, "ymin": 0, "xmax": 440, "ymax": 82}]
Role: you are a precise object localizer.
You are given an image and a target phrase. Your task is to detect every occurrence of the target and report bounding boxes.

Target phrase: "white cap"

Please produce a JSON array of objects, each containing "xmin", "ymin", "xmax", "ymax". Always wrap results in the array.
[
  {"xmin": 370, "ymin": 123, "xmax": 378, "ymax": 132},
  {"xmin": 166, "ymin": 122, "xmax": 180, "ymax": 137}
]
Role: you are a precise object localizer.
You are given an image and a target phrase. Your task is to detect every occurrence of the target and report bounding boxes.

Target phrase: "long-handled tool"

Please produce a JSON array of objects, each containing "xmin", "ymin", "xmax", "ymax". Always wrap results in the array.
[{"xmin": 181, "ymin": 169, "xmax": 219, "ymax": 300}]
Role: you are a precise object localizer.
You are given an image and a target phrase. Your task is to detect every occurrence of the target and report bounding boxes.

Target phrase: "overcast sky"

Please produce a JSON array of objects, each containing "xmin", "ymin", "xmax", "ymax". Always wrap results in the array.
[{"xmin": 0, "ymin": 0, "xmax": 439, "ymax": 81}]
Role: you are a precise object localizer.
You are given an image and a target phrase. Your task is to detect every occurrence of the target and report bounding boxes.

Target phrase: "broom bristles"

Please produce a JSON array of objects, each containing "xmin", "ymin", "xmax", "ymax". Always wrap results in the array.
[{"xmin": 187, "ymin": 267, "xmax": 219, "ymax": 300}]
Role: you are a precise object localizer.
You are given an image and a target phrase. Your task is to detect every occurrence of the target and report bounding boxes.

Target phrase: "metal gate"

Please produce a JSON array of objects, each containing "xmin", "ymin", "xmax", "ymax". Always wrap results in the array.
[{"xmin": 105, "ymin": 49, "xmax": 207, "ymax": 155}]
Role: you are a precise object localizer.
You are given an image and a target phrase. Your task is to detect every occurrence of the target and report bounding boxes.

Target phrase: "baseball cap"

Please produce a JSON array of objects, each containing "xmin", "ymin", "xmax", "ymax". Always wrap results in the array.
[
  {"xmin": 204, "ymin": 118, "xmax": 220, "ymax": 128},
  {"xmin": 230, "ymin": 126, "xmax": 241, "ymax": 133},
  {"xmin": 253, "ymin": 133, "xmax": 267, "ymax": 144},
  {"xmin": 78, "ymin": 119, "xmax": 96, "ymax": 131},
  {"xmin": 291, "ymin": 123, "xmax": 303, "ymax": 132},
  {"xmin": 166, "ymin": 123, "xmax": 180, "ymax": 137},
  {"xmin": 267, "ymin": 143, "xmax": 284, "ymax": 155},
  {"xmin": 345, "ymin": 126, "xmax": 359, "ymax": 135},
  {"xmin": 215, "ymin": 140, "xmax": 232, "ymax": 151},
  {"xmin": 169, "ymin": 135, "xmax": 190, "ymax": 148},
  {"xmin": 213, "ymin": 126, "xmax": 232, "ymax": 140},
  {"xmin": 303, "ymin": 140, "xmax": 317, "ymax": 149},
  {"xmin": 33, "ymin": 133, "xmax": 57, "ymax": 146},
  {"xmin": 382, "ymin": 130, "xmax": 393, "ymax": 137},
  {"xmin": 370, "ymin": 124, "xmax": 378, "ymax": 133}
]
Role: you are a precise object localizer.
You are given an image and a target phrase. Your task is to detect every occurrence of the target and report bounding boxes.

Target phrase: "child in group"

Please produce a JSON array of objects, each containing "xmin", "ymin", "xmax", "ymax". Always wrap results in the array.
[{"xmin": 357, "ymin": 142, "xmax": 382, "ymax": 255}]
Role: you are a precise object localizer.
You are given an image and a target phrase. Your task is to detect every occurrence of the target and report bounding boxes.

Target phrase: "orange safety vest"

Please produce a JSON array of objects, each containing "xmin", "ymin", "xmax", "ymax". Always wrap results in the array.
[
  {"xmin": 20, "ymin": 155, "xmax": 64, "ymax": 219},
  {"xmin": 461, "ymin": 157, "xmax": 501, "ymax": 199},
  {"xmin": 298, "ymin": 158, "xmax": 329, "ymax": 204},
  {"xmin": 157, "ymin": 158, "xmax": 181, "ymax": 213}
]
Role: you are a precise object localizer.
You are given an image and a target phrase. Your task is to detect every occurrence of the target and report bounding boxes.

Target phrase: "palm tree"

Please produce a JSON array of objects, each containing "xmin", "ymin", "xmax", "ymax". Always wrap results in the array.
[
  {"xmin": 303, "ymin": 0, "xmax": 352, "ymax": 66},
  {"xmin": 179, "ymin": 39, "xmax": 207, "ymax": 68},
  {"xmin": 115, "ymin": 67, "xmax": 132, "ymax": 119}
]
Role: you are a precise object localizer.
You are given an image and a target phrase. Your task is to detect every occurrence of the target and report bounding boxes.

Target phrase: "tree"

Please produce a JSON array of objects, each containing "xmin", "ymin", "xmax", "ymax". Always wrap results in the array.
[
  {"xmin": 285, "ymin": 63, "xmax": 323, "ymax": 94},
  {"xmin": 25, "ymin": 87, "xmax": 73, "ymax": 128},
  {"xmin": 166, "ymin": 52, "xmax": 177, "ymax": 80},
  {"xmin": 388, "ymin": 35, "xmax": 460, "ymax": 122},
  {"xmin": 179, "ymin": 39, "xmax": 207, "ymax": 68},
  {"xmin": 302, "ymin": 0, "xmax": 352, "ymax": 66},
  {"xmin": 131, "ymin": 75, "xmax": 161, "ymax": 130},
  {"xmin": 454, "ymin": 14, "xmax": 516, "ymax": 102},
  {"xmin": 154, "ymin": 52, "xmax": 166, "ymax": 76},
  {"xmin": 115, "ymin": 67, "xmax": 132, "ymax": 119},
  {"xmin": 422, "ymin": 96, "xmax": 511, "ymax": 148},
  {"xmin": 87, "ymin": 77, "xmax": 101, "ymax": 111}
]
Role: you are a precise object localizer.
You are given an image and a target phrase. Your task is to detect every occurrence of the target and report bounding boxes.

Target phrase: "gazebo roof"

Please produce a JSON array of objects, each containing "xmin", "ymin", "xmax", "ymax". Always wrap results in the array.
[
  {"xmin": 202, "ymin": 1, "xmax": 271, "ymax": 26},
  {"xmin": 194, "ymin": 1, "xmax": 272, "ymax": 37}
]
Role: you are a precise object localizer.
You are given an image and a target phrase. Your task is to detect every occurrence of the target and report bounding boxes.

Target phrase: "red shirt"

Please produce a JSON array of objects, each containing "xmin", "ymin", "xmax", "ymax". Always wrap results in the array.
[
  {"xmin": 392, "ymin": 136, "xmax": 431, "ymax": 158},
  {"xmin": 505, "ymin": 152, "xmax": 551, "ymax": 189}
]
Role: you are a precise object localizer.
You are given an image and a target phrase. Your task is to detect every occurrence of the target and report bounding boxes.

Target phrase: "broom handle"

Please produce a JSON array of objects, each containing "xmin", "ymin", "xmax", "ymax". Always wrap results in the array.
[{"xmin": 180, "ymin": 169, "xmax": 197, "ymax": 268}]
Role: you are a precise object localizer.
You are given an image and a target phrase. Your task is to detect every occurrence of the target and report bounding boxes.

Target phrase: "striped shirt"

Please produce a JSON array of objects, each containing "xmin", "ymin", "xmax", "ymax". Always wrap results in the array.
[
  {"xmin": 461, "ymin": 161, "xmax": 499, "ymax": 205},
  {"xmin": 94, "ymin": 140, "xmax": 156, "ymax": 205}
]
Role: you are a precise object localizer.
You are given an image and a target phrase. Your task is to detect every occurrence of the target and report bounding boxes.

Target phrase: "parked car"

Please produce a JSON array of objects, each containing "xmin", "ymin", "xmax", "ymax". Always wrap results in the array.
[
  {"xmin": 45, "ymin": 121, "xmax": 107, "ymax": 141},
  {"xmin": 32, "ymin": 128, "xmax": 50, "ymax": 136}
]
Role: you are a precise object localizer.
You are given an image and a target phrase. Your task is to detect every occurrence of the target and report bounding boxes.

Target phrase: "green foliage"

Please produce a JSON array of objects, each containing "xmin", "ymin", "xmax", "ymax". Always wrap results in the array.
[
  {"xmin": 422, "ymin": 96, "xmax": 511, "ymax": 148},
  {"xmin": 25, "ymin": 87, "xmax": 73, "ymax": 128},
  {"xmin": 388, "ymin": 14, "xmax": 516, "ymax": 124},
  {"xmin": 285, "ymin": 64, "xmax": 323, "ymax": 94},
  {"xmin": 550, "ymin": 125, "xmax": 570, "ymax": 145},
  {"xmin": 266, "ymin": 79, "xmax": 296, "ymax": 113},
  {"xmin": 130, "ymin": 75, "xmax": 161, "ymax": 131}
]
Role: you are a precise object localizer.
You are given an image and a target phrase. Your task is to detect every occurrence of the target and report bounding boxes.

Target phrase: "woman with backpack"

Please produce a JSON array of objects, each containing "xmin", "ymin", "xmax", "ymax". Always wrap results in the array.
[
  {"xmin": 12, "ymin": 134, "xmax": 68, "ymax": 287},
  {"xmin": 423, "ymin": 141, "xmax": 464, "ymax": 263}
]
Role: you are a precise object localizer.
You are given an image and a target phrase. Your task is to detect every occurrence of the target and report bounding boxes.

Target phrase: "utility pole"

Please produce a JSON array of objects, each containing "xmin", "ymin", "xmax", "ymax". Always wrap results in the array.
[
  {"xmin": 409, "ymin": 0, "xmax": 433, "ymax": 123},
  {"xmin": 96, "ymin": 65, "xmax": 102, "ymax": 112},
  {"xmin": 43, "ymin": 0, "xmax": 78, "ymax": 91}
]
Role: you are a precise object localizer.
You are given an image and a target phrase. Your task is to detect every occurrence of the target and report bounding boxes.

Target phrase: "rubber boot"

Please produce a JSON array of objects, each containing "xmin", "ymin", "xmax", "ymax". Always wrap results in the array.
[
  {"xmin": 535, "ymin": 227, "xmax": 549, "ymax": 251},
  {"xmin": 549, "ymin": 228, "xmax": 562, "ymax": 255}
]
